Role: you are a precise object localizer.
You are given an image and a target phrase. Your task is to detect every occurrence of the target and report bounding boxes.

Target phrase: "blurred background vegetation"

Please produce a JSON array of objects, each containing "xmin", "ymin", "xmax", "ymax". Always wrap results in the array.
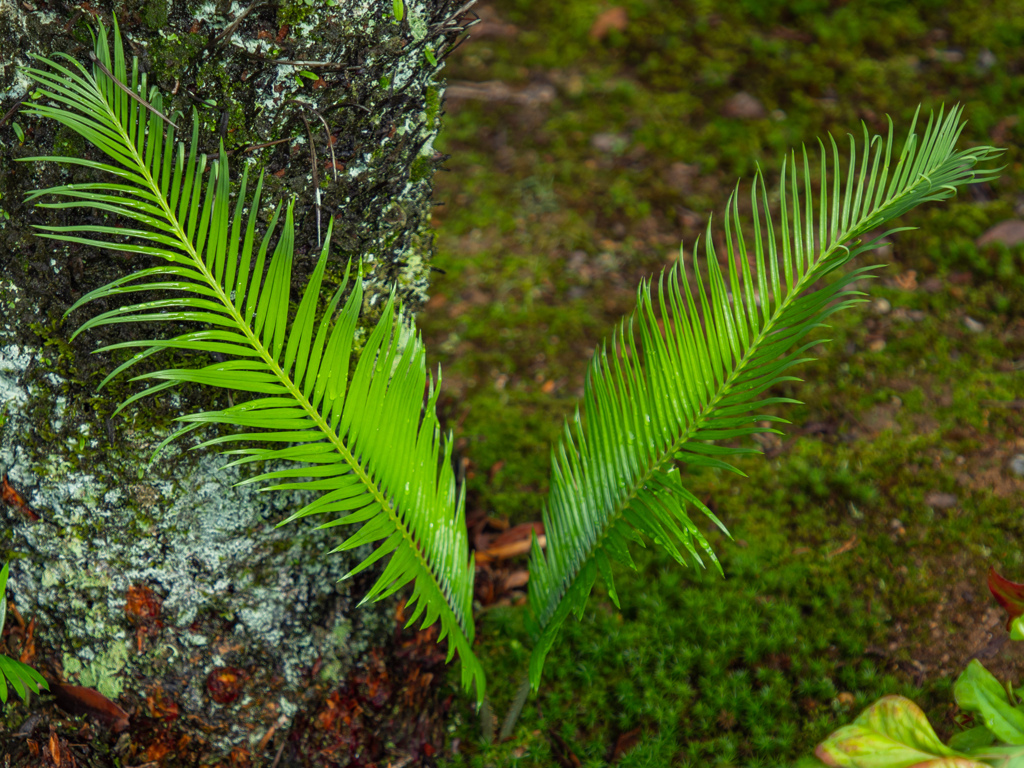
[{"xmin": 421, "ymin": 1, "xmax": 1024, "ymax": 765}]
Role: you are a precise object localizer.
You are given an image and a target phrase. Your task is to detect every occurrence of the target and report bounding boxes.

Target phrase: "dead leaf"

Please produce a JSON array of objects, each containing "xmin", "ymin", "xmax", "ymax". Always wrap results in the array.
[
  {"xmin": 146, "ymin": 686, "xmax": 179, "ymax": 722},
  {"xmin": 549, "ymin": 728, "xmax": 582, "ymax": 768},
  {"xmin": 2, "ymin": 473, "xmax": 39, "ymax": 521},
  {"xmin": 125, "ymin": 584, "xmax": 162, "ymax": 621},
  {"xmin": 612, "ymin": 727, "xmax": 642, "ymax": 761},
  {"xmin": 490, "ymin": 522, "xmax": 544, "ymax": 549},
  {"xmin": 476, "ymin": 522, "xmax": 546, "ymax": 562},
  {"xmin": 894, "ymin": 270, "xmax": 918, "ymax": 290},
  {"xmin": 206, "ymin": 667, "xmax": 248, "ymax": 704},
  {"xmin": 49, "ymin": 730, "xmax": 61, "ymax": 765},
  {"xmin": 977, "ymin": 219, "xmax": 1024, "ymax": 248},
  {"xmin": 589, "ymin": 6, "xmax": 627, "ymax": 40},
  {"xmin": 504, "ymin": 570, "xmax": 530, "ymax": 590},
  {"xmin": 18, "ymin": 616, "xmax": 36, "ymax": 665},
  {"xmin": 826, "ymin": 535, "xmax": 858, "ymax": 558},
  {"xmin": 45, "ymin": 725, "xmax": 76, "ymax": 768},
  {"xmin": 51, "ymin": 683, "xmax": 130, "ymax": 733}
]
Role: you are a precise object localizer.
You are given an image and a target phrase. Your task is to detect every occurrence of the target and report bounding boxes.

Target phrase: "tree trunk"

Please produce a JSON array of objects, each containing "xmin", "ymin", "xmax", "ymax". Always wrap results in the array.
[{"xmin": 0, "ymin": 0, "xmax": 472, "ymax": 758}]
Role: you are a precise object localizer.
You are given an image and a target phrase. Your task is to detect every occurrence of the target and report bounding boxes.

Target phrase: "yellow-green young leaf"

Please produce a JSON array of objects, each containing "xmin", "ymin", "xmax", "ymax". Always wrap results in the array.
[
  {"xmin": 814, "ymin": 696, "xmax": 978, "ymax": 768},
  {"xmin": 393, "ymin": 0, "xmax": 404, "ymax": 21}
]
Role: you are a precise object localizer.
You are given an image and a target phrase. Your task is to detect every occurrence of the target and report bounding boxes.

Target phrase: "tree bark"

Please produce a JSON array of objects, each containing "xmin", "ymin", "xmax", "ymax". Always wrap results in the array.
[{"xmin": 0, "ymin": 0, "xmax": 472, "ymax": 758}]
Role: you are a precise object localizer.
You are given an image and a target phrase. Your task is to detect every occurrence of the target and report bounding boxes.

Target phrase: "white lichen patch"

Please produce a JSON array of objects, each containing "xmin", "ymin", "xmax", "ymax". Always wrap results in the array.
[
  {"xmin": 406, "ymin": 1, "xmax": 428, "ymax": 41},
  {"xmin": 0, "ymin": 345, "xmax": 31, "ymax": 410},
  {"xmin": 0, "ymin": 336, "xmax": 397, "ymax": 740}
]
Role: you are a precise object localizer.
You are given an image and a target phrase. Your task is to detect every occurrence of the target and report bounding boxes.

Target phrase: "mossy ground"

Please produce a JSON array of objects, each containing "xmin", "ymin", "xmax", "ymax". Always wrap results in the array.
[{"xmin": 422, "ymin": 1, "xmax": 1024, "ymax": 765}]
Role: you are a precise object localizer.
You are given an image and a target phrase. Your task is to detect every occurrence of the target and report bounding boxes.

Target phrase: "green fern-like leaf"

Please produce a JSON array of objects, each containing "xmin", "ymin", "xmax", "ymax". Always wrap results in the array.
[
  {"xmin": 526, "ymin": 108, "xmax": 1002, "ymax": 691},
  {"xmin": 19, "ymin": 18, "xmax": 484, "ymax": 703},
  {"xmin": 0, "ymin": 562, "xmax": 50, "ymax": 705}
]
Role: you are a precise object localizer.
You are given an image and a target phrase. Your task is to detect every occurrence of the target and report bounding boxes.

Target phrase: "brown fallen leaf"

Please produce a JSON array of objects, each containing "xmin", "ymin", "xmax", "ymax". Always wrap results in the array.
[
  {"xmin": 146, "ymin": 685, "xmax": 179, "ymax": 722},
  {"xmin": 893, "ymin": 269, "xmax": 918, "ymax": 290},
  {"xmin": 504, "ymin": 570, "xmax": 530, "ymax": 590},
  {"xmin": 549, "ymin": 728, "xmax": 582, "ymax": 768},
  {"xmin": 826, "ymin": 535, "xmax": 858, "ymax": 558},
  {"xmin": 476, "ymin": 522, "xmax": 546, "ymax": 563},
  {"xmin": 589, "ymin": 6, "xmax": 627, "ymax": 40},
  {"xmin": 612, "ymin": 726, "xmax": 642, "ymax": 761},
  {"xmin": 45, "ymin": 725, "xmax": 76, "ymax": 768},
  {"xmin": 125, "ymin": 584, "xmax": 162, "ymax": 622},
  {"xmin": 49, "ymin": 730, "xmax": 61, "ymax": 766},
  {"xmin": 472, "ymin": 516, "xmax": 514, "ymax": 551},
  {"xmin": 51, "ymin": 683, "xmax": 130, "ymax": 733},
  {"xmin": 18, "ymin": 616, "xmax": 36, "ymax": 665},
  {"xmin": 2, "ymin": 473, "xmax": 39, "ymax": 521},
  {"xmin": 977, "ymin": 218, "xmax": 1024, "ymax": 248},
  {"xmin": 490, "ymin": 522, "xmax": 544, "ymax": 548}
]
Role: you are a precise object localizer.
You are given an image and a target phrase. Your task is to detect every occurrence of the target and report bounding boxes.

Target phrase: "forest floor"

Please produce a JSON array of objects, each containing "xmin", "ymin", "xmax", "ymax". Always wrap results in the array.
[{"xmin": 419, "ymin": 1, "xmax": 1024, "ymax": 766}]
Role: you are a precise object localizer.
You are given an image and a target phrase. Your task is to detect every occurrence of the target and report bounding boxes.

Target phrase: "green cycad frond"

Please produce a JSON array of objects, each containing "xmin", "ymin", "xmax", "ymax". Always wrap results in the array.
[
  {"xmin": 526, "ymin": 108, "xmax": 1002, "ymax": 690},
  {"xmin": 20, "ymin": 18, "xmax": 484, "ymax": 703}
]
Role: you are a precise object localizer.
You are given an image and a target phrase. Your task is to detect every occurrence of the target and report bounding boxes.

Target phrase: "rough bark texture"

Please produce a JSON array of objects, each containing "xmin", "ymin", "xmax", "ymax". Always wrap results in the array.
[{"xmin": 0, "ymin": 0, "xmax": 471, "ymax": 759}]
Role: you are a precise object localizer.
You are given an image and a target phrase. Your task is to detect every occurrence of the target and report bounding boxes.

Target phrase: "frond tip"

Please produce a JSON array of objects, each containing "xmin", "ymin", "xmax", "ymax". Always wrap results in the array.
[
  {"xmin": 526, "ymin": 105, "xmax": 1002, "ymax": 692},
  {"xmin": 20, "ymin": 16, "xmax": 485, "ymax": 704}
]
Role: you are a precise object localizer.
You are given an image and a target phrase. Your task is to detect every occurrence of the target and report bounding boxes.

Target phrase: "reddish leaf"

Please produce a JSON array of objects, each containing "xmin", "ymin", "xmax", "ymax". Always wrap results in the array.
[
  {"xmin": 125, "ymin": 584, "xmax": 162, "ymax": 621},
  {"xmin": 18, "ymin": 616, "xmax": 36, "ymax": 665},
  {"xmin": 2, "ymin": 473, "xmax": 39, "ymax": 521},
  {"xmin": 146, "ymin": 686, "xmax": 179, "ymax": 721},
  {"xmin": 988, "ymin": 567, "xmax": 1024, "ymax": 630},
  {"xmin": 206, "ymin": 666, "xmax": 248, "ymax": 704},
  {"xmin": 45, "ymin": 726, "xmax": 77, "ymax": 768},
  {"xmin": 51, "ymin": 683, "xmax": 130, "ymax": 733}
]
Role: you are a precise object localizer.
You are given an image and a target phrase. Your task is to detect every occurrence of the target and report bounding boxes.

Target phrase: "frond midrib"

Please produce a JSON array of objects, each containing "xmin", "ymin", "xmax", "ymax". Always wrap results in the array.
[
  {"xmin": 535, "ymin": 162, "xmax": 938, "ymax": 629},
  {"xmin": 94, "ymin": 72, "xmax": 470, "ymax": 635}
]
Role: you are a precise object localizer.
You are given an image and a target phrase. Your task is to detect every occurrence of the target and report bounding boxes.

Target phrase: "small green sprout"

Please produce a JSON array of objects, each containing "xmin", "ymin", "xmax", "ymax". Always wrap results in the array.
[{"xmin": 0, "ymin": 562, "xmax": 50, "ymax": 704}]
